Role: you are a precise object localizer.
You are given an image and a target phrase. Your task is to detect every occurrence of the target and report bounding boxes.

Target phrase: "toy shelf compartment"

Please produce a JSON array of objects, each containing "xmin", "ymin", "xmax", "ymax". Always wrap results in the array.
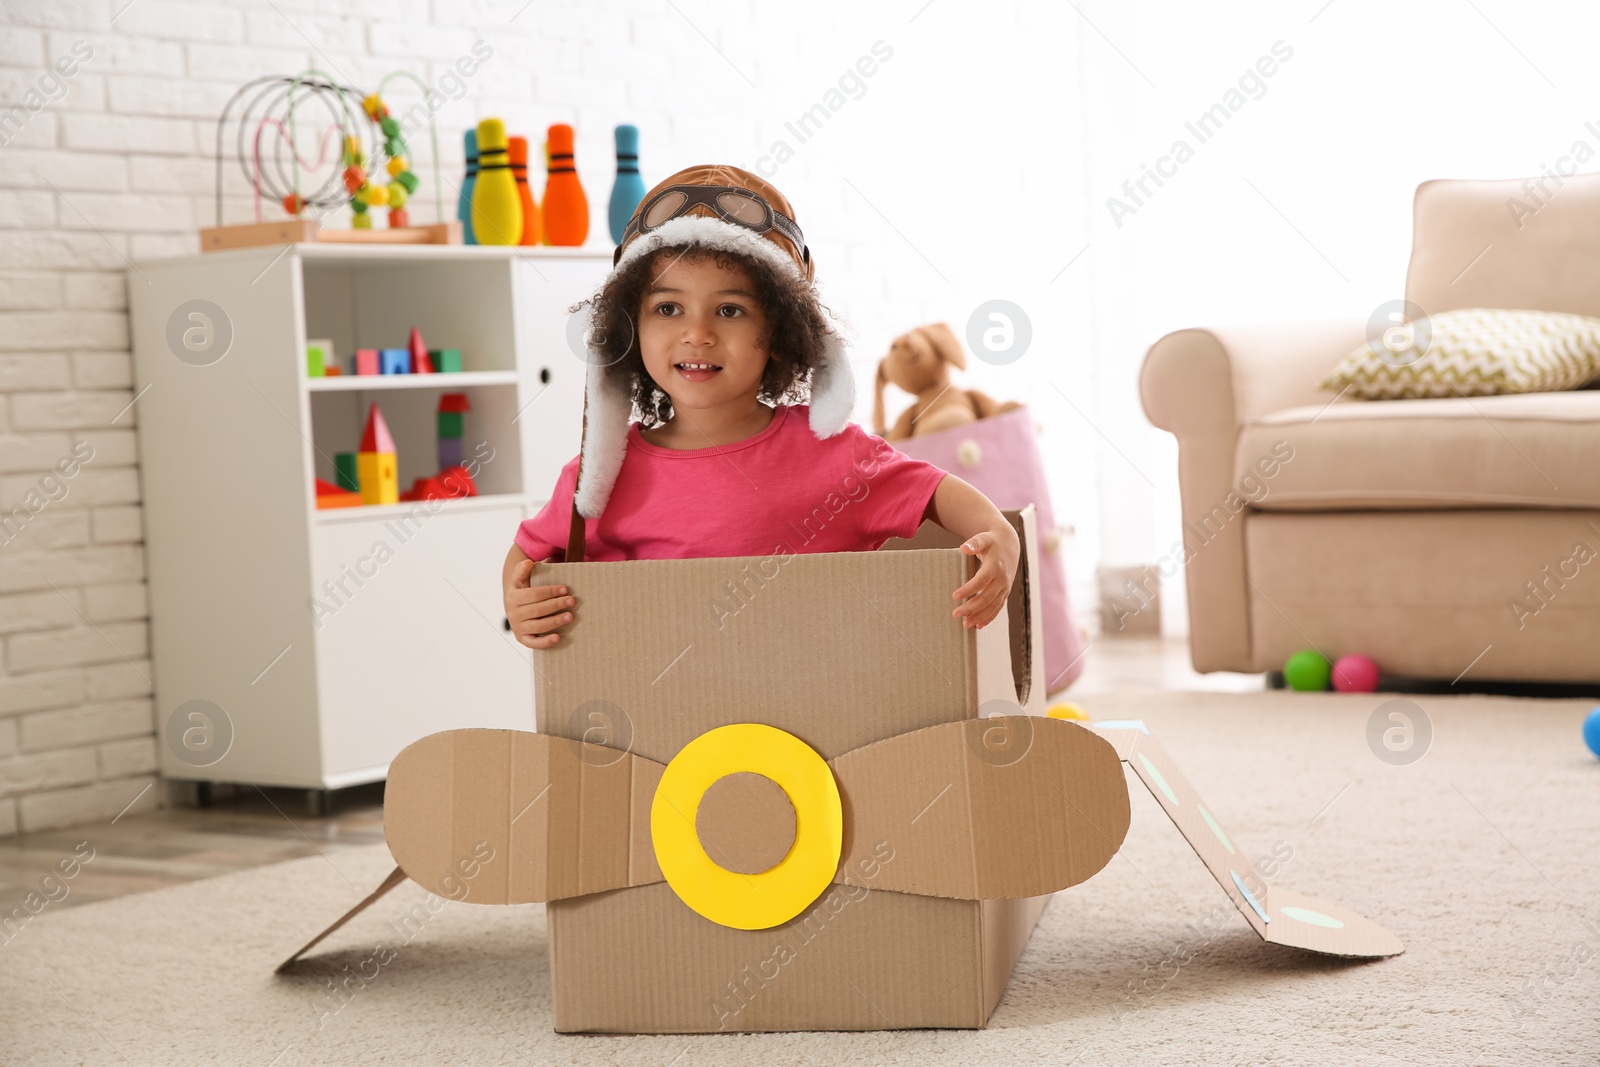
[
  {"xmin": 301, "ymin": 254, "xmax": 516, "ymax": 375},
  {"xmin": 300, "ymin": 249, "xmax": 526, "ymax": 518},
  {"xmin": 308, "ymin": 382, "xmax": 525, "ymax": 513}
]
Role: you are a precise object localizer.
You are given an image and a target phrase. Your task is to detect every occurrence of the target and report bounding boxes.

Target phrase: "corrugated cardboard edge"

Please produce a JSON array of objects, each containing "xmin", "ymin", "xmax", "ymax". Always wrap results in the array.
[
  {"xmin": 982, "ymin": 891, "xmax": 1049, "ymax": 1022},
  {"xmin": 1003, "ymin": 506, "xmax": 1040, "ymax": 711}
]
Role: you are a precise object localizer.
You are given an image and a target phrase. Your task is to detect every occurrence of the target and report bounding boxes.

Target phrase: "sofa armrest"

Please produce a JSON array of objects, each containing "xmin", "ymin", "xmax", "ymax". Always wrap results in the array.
[{"xmin": 1139, "ymin": 320, "xmax": 1365, "ymax": 672}]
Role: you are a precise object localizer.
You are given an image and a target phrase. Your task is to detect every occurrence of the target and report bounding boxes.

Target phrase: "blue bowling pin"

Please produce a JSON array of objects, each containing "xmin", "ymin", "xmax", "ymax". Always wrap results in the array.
[
  {"xmin": 459, "ymin": 128, "xmax": 478, "ymax": 245},
  {"xmin": 608, "ymin": 124, "xmax": 646, "ymax": 244}
]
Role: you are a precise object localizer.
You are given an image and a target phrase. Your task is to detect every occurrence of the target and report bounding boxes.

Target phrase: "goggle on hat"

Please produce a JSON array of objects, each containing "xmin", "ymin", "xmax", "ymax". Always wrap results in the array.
[
  {"xmin": 566, "ymin": 165, "xmax": 856, "ymax": 561},
  {"xmin": 615, "ymin": 176, "xmax": 813, "ymax": 279}
]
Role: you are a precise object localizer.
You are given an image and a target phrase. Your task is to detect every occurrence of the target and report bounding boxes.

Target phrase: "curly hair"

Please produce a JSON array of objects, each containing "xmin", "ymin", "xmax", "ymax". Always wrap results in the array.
[{"xmin": 575, "ymin": 244, "xmax": 843, "ymax": 429}]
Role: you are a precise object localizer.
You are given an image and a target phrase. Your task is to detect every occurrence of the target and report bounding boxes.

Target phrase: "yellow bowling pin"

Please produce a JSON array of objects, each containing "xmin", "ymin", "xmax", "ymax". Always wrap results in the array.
[{"xmin": 470, "ymin": 118, "xmax": 523, "ymax": 246}]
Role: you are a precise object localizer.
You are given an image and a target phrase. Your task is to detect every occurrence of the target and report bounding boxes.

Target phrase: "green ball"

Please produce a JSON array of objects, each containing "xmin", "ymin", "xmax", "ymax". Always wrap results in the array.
[
  {"xmin": 379, "ymin": 116, "xmax": 400, "ymax": 138},
  {"xmin": 1284, "ymin": 650, "xmax": 1332, "ymax": 692},
  {"xmin": 394, "ymin": 170, "xmax": 419, "ymax": 194}
]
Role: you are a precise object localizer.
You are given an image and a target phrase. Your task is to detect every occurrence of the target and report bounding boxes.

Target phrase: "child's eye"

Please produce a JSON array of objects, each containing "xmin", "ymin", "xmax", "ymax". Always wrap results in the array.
[
  {"xmin": 718, "ymin": 304, "xmax": 745, "ymax": 318},
  {"xmin": 652, "ymin": 302, "xmax": 680, "ymax": 316}
]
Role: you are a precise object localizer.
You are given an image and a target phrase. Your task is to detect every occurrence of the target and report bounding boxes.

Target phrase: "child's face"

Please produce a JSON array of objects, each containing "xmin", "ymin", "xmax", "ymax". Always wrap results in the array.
[{"xmin": 637, "ymin": 252, "xmax": 770, "ymax": 416}]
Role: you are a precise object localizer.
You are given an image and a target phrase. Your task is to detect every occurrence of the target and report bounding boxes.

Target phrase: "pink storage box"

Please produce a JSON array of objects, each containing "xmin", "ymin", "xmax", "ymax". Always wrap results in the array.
[{"xmin": 891, "ymin": 405, "xmax": 1085, "ymax": 692}]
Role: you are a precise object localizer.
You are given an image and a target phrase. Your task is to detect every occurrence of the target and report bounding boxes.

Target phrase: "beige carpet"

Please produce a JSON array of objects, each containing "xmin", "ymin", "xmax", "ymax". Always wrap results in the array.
[{"xmin": 4, "ymin": 692, "xmax": 1597, "ymax": 1066}]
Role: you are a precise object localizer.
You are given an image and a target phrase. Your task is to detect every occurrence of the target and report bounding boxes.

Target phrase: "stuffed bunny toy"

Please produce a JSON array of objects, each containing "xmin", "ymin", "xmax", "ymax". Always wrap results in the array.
[{"xmin": 872, "ymin": 323, "xmax": 1021, "ymax": 442}]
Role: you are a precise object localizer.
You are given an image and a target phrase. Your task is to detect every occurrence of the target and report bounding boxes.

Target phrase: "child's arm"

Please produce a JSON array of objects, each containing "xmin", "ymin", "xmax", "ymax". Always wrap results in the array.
[
  {"xmin": 923, "ymin": 475, "xmax": 1020, "ymax": 631},
  {"xmin": 502, "ymin": 543, "xmax": 577, "ymax": 650}
]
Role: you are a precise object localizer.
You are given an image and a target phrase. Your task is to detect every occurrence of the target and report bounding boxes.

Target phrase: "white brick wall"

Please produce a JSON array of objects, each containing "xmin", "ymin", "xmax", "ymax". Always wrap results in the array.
[{"xmin": 0, "ymin": 0, "xmax": 1087, "ymax": 836}]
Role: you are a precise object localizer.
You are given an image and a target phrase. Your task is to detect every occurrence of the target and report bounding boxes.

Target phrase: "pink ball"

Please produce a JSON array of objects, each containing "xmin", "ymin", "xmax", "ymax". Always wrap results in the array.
[{"xmin": 1331, "ymin": 654, "xmax": 1380, "ymax": 693}]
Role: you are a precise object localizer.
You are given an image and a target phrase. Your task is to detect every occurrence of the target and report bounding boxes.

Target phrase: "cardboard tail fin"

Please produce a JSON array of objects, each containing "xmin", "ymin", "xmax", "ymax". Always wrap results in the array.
[
  {"xmin": 1090, "ymin": 720, "xmax": 1404, "ymax": 959},
  {"xmin": 276, "ymin": 865, "xmax": 408, "ymax": 972}
]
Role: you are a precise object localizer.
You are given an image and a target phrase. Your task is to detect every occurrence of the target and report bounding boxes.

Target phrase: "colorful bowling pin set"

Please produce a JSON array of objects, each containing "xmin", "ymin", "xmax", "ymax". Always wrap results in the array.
[{"xmin": 458, "ymin": 120, "xmax": 647, "ymax": 248}]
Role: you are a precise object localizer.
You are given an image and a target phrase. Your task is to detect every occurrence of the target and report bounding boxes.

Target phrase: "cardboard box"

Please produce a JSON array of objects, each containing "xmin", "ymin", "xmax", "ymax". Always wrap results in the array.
[
  {"xmin": 532, "ymin": 506, "xmax": 1055, "ymax": 1032},
  {"xmin": 282, "ymin": 505, "xmax": 1405, "ymax": 1031}
]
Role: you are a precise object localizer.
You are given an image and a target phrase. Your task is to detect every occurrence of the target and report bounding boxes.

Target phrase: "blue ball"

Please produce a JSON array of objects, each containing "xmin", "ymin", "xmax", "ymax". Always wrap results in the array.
[{"xmin": 1585, "ymin": 707, "xmax": 1600, "ymax": 760}]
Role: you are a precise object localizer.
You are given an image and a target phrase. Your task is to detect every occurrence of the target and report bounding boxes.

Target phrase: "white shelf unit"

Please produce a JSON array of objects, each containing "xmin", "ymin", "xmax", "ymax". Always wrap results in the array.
[
  {"xmin": 128, "ymin": 244, "xmax": 611, "ymax": 791},
  {"xmin": 306, "ymin": 370, "xmax": 520, "ymax": 391}
]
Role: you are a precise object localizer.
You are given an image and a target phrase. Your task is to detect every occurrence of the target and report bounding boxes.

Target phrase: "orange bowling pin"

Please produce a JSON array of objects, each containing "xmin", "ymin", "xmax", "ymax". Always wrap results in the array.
[
  {"xmin": 541, "ymin": 123, "xmax": 588, "ymax": 246},
  {"xmin": 508, "ymin": 136, "xmax": 542, "ymax": 246}
]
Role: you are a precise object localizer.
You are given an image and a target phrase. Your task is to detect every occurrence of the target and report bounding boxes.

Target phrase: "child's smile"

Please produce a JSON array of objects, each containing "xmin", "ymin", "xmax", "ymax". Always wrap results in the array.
[{"xmin": 674, "ymin": 360, "xmax": 721, "ymax": 382}]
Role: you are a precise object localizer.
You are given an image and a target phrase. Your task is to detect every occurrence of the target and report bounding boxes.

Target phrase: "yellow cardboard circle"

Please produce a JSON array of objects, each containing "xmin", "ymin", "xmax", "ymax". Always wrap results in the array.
[{"xmin": 651, "ymin": 723, "xmax": 842, "ymax": 930}]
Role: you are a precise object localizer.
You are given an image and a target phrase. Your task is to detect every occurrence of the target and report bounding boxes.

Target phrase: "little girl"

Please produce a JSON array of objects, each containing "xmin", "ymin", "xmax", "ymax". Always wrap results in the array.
[{"xmin": 501, "ymin": 164, "xmax": 1019, "ymax": 649}]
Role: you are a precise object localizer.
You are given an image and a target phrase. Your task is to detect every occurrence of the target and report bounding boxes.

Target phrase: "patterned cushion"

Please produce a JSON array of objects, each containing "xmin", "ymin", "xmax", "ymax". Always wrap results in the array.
[{"xmin": 1320, "ymin": 308, "xmax": 1600, "ymax": 399}]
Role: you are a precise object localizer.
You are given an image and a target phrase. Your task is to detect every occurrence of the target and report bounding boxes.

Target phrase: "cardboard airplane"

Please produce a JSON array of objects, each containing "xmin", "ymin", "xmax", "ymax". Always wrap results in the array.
[{"xmin": 279, "ymin": 507, "xmax": 1400, "ymax": 1033}]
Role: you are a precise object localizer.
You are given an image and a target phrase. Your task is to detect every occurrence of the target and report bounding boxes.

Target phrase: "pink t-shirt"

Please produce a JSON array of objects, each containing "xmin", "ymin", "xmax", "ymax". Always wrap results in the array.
[{"xmin": 514, "ymin": 404, "xmax": 949, "ymax": 562}]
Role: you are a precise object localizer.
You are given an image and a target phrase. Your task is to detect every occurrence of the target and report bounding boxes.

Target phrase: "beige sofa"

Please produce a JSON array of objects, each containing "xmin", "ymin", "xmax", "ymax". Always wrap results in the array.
[{"xmin": 1141, "ymin": 173, "xmax": 1600, "ymax": 684}]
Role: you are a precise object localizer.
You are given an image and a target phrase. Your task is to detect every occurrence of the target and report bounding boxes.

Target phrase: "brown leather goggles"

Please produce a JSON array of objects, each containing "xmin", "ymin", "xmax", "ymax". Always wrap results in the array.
[{"xmin": 614, "ymin": 184, "xmax": 810, "ymax": 272}]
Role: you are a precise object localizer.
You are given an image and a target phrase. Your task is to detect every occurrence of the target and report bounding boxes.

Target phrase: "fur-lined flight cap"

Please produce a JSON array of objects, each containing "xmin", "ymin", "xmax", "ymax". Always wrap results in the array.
[{"xmin": 565, "ymin": 164, "xmax": 856, "ymax": 556}]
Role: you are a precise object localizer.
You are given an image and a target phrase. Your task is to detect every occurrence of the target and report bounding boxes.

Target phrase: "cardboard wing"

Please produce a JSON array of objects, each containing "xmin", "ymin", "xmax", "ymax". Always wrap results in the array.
[
  {"xmin": 278, "ymin": 715, "xmax": 1402, "ymax": 971},
  {"xmin": 379, "ymin": 716, "xmax": 1129, "ymax": 906}
]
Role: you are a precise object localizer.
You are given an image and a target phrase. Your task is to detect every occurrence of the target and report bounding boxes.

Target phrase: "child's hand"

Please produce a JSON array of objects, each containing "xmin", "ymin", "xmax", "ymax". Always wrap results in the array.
[
  {"xmin": 504, "ymin": 558, "xmax": 576, "ymax": 650},
  {"xmin": 952, "ymin": 525, "xmax": 1020, "ymax": 630}
]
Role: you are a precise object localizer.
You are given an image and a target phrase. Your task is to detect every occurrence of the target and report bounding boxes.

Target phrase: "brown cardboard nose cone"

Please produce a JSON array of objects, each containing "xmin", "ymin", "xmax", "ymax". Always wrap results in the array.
[{"xmin": 695, "ymin": 771, "xmax": 797, "ymax": 875}]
